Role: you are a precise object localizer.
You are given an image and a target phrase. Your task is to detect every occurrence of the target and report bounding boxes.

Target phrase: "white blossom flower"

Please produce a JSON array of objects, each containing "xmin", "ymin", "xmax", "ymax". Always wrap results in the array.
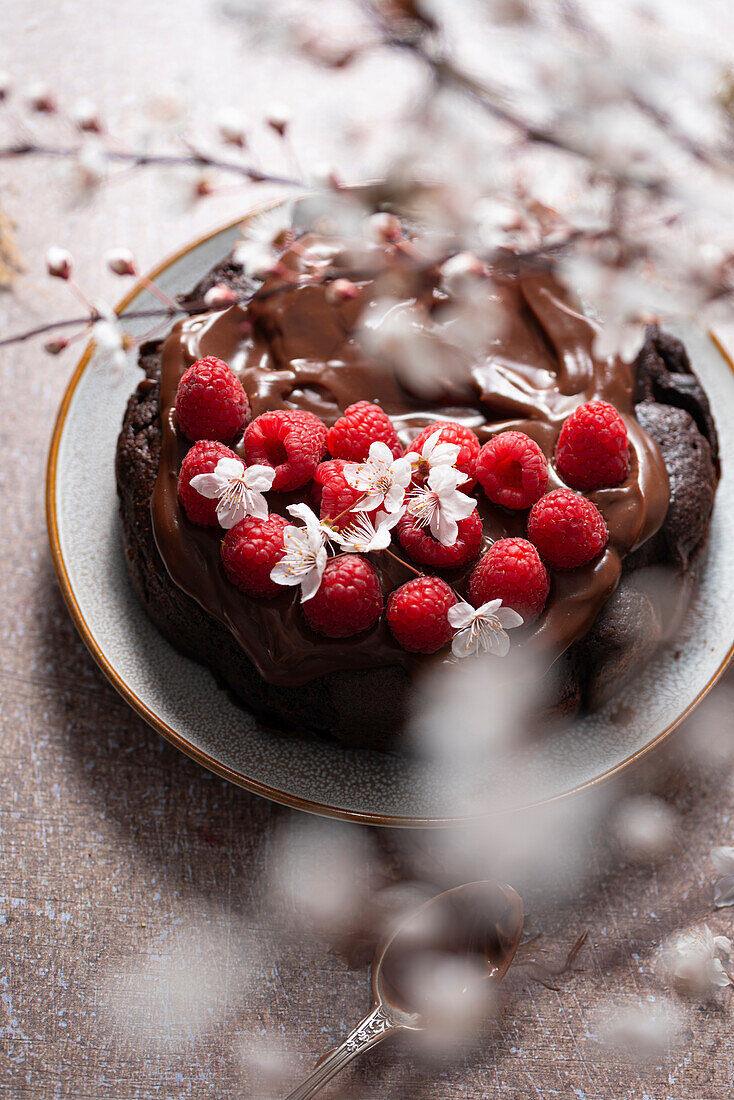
[
  {"xmin": 204, "ymin": 284, "xmax": 239, "ymax": 309},
  {"xmin": 473, "ymin": 196, "xmax": 520, "ymax": 249},
  {"xmin": 216, "ymin": 107, "xmax": 248, "ymax": 147},
  {"xmin": 71, "ymin": 98, "xmax": 102, "ymax": 132},
  {"xmin": 448, "ymin": 599, "xmax": 524, "ymax": 660},
  {"xmin": 190, "ymin": 456, "xmax": 275, "ymax": 528},
  {"xmin": 266, "ymin": 101, "xmax": 291, "ymax": 135},
  {"xmin": 329, "ymin": 507, "xmax": 404, "ymax": 554},
  {"xmin": 270, "ymin": 503, "xmax": 329, "ymax": 602},
  {"xmin": 25, "ymin": 80, "xmax": 55, "ymax": 112},
  {"xmin": 711, "ymin": 846, "xmax": 734, "ymax": 875},
  {"xmin": 711, "ymin": 846, "xmax": 734, "ymax": 909},
  {"xmin": 406, "ymin": 465, "xmax": 476, "ymax": 546},
  {"xmin": 439, "ymin": 252, "xmax": 487, "ymax": 295},
  {"xmin": 343, "ymin": 442, "xmax": 412, "ymax": 515},
  {"xmin": 408, "ymin": 429, "xmax": 462, "ymax": 479},
  {"xmin": 669, "ymin": 925, "xmax": 732, "ymax": 994},
  {"xmin": 233, "ymin": 203, "xmax": 293, "ymax": 279},
  {"xmin": 46, "ymin": 246, "xmax": 73, "ymax": 280},
  {"xmin": 92, "ymin": 306, "xmax": 127, "ymax": 382},
  {"xmin": 104, "ymin": 248, "xmax": 136, "ymax": 277},
  {"xmin": 365, "ymin": 212, "xmax": 402, "ymax": 244},
  {"xmin": 73, "ymin": 140, "xmax": 109, "ymax": 190},
  {"xmin": 0, "ymin": 71, "xmax": 12, "ymax": 101}
]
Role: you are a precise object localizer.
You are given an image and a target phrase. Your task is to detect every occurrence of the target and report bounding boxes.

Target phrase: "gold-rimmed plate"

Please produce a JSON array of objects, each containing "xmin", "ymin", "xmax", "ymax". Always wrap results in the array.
[{"xmin": 46, "ymin": 212, "xmax": 734, "ymax": 826}]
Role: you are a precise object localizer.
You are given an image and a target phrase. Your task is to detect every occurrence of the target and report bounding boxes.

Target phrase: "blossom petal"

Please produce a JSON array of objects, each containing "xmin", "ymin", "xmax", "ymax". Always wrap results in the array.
[
  {"xmin": 434, "ymin": 510, "xmax": 458, "ymax": 546},
  {"xmin": 420, "ymin": 430, "xmax": 443, "ymax": 459},
  {"xmin": 270, "ymin": 560, "xmax": 301, "ymax": 587},
  {"xmin": 496, "ymin": 606, "xmax": 524, "ymax": 630},
  {"xmin": 475, "ymin": 599, "xmax": 503, "ymax": 617},
  {"xmin": 713, "ymin": 933, "xmax": 732, "ymax": 955},
  {"xmin": 287, "ymin": 501, "xmax": 320, "ymax": 527},
  {"xmin": 451, "ymin": 626, "xmax": 476, "ymax": 659},
  {"xmin": 245, "ymin": 491, "xmax": 269, "ymax": 521},
  {"xmin": 353, "ymin": 490, "xmax": 384, "ymax": 513},
  {"xmin": 447, "ymin": 601, "xmax": 476, "ymax": 630},
  {"xmin": 426, "ymin": 464, "xmax": 461, "ymax": 493},
  {"xmin": 189, "ymin": 472, "xmax": 224, "ymax": 499},
  {"xmin": 367, "ymin": 441, "xmax": 395, "ymax": 465},
  {"xmin": 709, "ymin": 958, "xmax": 731, "ymax": 987},
  {"xmin": 299, "ymin": 548, "xmax": 327, "ymax": 602},
  {"xmin": 342, "ymin": 462, "xmax": 363, "ymax": 490},
  {"xmin": 714, "ymin": 875, "xmax": 734, "ymax": 910},
  {"xmin": 215, "ymin": 456, "xmax": 246, "ymax": 480},
  {"xmin": 711, "ymin": 846, "xmax": 734, "ymax": 875},
  {"xmin": 243, "ymin": 464, "xmax": 277, "ymax": 492},
  {"xmin": 216, "ymin": 497, "xmax": 248, "ymax": 529}
]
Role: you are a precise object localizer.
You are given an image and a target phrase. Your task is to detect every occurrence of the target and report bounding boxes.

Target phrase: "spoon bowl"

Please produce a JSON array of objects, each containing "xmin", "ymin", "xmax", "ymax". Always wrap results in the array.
[{"xmin": 285, "ymin": 880, "xmax": 523, "ymax": 1099}]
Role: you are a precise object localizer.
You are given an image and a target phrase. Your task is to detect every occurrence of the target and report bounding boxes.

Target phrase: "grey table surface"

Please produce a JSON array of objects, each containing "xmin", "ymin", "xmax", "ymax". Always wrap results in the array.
[{"xmin": 3, "ymin": 3, "xmax": 734, "ymax": 1097}]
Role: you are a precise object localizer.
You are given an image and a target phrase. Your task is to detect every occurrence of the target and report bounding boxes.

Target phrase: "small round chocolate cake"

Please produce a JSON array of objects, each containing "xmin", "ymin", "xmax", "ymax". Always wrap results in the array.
[{"xmin": 116, "ymin": 223, "xmax": 719, "ymax": 751}]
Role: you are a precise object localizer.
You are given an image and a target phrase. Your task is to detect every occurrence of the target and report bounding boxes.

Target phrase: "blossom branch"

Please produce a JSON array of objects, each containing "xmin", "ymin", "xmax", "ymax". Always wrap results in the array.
[{"xmin": 0, "ymin": 140, "xmax": 305, "ymax": 189}]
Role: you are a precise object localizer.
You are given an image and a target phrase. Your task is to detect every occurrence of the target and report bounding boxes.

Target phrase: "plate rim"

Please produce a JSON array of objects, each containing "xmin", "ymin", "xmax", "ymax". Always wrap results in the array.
[{"xmin": 45, "ymin": 209, "xmax": 734, "ymax": 827}]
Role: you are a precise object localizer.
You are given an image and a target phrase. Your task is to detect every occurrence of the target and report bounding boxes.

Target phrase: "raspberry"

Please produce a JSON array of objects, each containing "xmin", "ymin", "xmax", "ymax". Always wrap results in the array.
[
  {"xmin": 555, "ymin": 400, "xmax": 630, "ymax": 491},
  {"xmin": 244, "ymin": 410, "xmax": 327, "ymax": 492},
  {"xmin": 175, "ymin": 356, "xmax": 249, "ymax": 443},
  {"xmin": 387, "ymin": 575, "xmax": 457, "ymax": 653},
  {"xmin": 284, "ymin": 410, "xmax": 328, "ymax": 455},
  {"xmin": 178, "ymin": 440, "xmax": 238, "ymax": 526},
  {"xmin": 220, "ymin": 514, "xmax": 288, "ymax": 597},
  {"xmin": 302, "ymin": 555, "xmax": 383, "ymax": 638},
  {"xmin": 397, "ymin": 511, "xmax": 483, "ymax": 568},
  {"xmin": 313, "ymin": 459, "xmax": 374, "ymax": 530},
  {"xmin": 527, "ymin": 488, "xmax": 608, "ymax": 569},
  {"xmin": 469, "ymin": 538, "xmax": 549, "ymax": 624},
  {"xmin": 311, "ymin": 459, "xmax": 343, "ymax": 509},
  {"xmin": 326, "ymin": 401, "xmax": 402, "ymax": 462},
  {"xmin": 405, "ymin": 421, "xmax": 481, "ymax": 490},
  {"xmin": 476, "ymin": 431, "xmax": 548, "ymax": 509}
]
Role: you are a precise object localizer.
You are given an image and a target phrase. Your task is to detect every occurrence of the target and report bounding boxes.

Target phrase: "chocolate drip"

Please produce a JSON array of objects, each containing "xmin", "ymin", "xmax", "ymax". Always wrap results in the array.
[{"xmin": 151, "ymin": 239, "xmax": 670, "ymax": 688}]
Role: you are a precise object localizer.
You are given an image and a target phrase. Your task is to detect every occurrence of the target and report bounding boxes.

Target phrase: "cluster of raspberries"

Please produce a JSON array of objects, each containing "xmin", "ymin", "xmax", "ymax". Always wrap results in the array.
[{"xmin": 175, "ymin": 356, "xmax": 630, "ymax": 653}]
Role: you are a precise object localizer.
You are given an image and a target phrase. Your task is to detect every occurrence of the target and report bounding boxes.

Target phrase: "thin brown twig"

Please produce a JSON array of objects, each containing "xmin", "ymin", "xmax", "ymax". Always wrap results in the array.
[{"xmin": 0, "ymin": 140, "xmax": 304, "ymax": 189}]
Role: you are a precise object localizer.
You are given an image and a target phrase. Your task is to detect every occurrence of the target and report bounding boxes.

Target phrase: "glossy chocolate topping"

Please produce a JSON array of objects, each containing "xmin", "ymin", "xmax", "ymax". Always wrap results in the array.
[{"xmin": 151, "ymin": 236, "xmax": 670, "ymax": 687}]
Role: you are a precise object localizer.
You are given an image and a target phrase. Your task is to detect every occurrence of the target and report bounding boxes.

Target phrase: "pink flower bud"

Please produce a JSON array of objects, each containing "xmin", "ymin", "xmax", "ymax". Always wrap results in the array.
[
  {"xmin": 326, "ymin": 278, "xmax": 360, "ymax": 304},
  {"xmin": 266, "ymin": 102, "xmax": 291, "ymax": 136},
  {"xmin": 216, "ymin": 107, "xmax": 248, "ymax": 147},
  {"xmin": 72, "ymin": 98, "xmax": 103, "ymax": 133},
  {"xmin": 44, "ymin": 336, "xmax": 69, "ymax": 355},
  {"xmin": 45, "ymin": 246, "xmax": 73, "ymax": 280},
  {"xmin": 26, "ymin": 81, "xmax": 56, "ymax": 113},
  {"xmin": 204, "ymin": 283, "xmax": 238, "ymax": 309},
  {"xmin": 104, "ymin": 248, "xmax": 137, "ymax": 277},
  {"xmin": 366, "ymin": 212, "xmax": 402, "ymax": 245},
  {"xmin": 194, "ymin": 175, "xmax": 214, "ymax": 198}
]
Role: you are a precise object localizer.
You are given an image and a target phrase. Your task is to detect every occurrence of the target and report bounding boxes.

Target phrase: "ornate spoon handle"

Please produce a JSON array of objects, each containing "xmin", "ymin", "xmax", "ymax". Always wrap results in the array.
[{"xmin": 284, "ymin": 1003, "xmax": 398, "ymax": 1100}]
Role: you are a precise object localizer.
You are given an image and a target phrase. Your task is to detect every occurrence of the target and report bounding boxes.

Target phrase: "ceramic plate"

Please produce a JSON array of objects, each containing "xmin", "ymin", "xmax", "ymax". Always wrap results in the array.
[{"xmin": 47, "ymin": 212, "xmax": 734, "ymax": 826}]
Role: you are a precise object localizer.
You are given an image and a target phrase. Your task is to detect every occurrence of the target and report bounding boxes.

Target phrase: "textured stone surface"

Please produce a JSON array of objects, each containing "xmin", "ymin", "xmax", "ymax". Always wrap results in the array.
[{"xmin": 2, "ymin": 3, "xmax": 734, "ymax": 1098}]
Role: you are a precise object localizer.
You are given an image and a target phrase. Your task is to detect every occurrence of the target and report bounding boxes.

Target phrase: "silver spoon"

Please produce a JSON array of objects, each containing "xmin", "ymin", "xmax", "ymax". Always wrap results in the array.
[{"xmin": 284, "ymin": 880, "xmax": 523, "ymax": 1100}]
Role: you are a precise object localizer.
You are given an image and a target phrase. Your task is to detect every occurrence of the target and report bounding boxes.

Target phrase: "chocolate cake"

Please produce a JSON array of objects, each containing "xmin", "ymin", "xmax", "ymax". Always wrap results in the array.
[{"xmin": 115, "ymin": 226, "xmax": 720, "ymax": 751}]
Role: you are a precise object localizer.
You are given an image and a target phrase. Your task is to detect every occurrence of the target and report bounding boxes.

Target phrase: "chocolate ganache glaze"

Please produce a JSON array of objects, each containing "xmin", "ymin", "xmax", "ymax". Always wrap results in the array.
[{"xmin": 151, "ymin": 234, "xmax": 670, "ymax": 688}]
